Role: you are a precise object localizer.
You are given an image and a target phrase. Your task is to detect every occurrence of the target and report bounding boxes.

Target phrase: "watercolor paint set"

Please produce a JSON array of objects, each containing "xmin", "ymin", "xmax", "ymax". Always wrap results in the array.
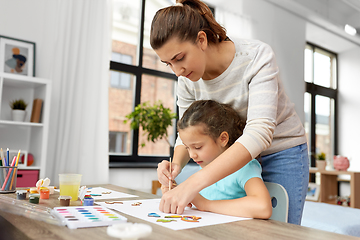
[{"xmin": 52, "ymin": 206, "xmax": 127, "ymax": 229}]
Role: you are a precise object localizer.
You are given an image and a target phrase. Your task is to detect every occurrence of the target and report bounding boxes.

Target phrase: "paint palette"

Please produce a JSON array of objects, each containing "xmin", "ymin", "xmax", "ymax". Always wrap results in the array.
[{"xmin": 52, "ymin": 206, "xmax": 127, "ymax": 229}]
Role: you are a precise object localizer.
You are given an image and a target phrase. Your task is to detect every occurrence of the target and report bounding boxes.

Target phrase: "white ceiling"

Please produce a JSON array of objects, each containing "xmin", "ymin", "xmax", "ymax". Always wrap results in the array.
[
  {"xmin": 265, "ymin": 0, "xmax": 360, "ymax": 52},
  {"xmin": 206, "ymin": 0, "xmax": 360, "ymax": 52}
]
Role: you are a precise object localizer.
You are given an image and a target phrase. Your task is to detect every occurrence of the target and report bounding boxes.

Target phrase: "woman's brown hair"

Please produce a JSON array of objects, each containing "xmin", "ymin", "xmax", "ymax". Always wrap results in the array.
[
  {"xmin": 177, "ymin": 100, "xmax": 245, "ymax": 147},
  {"xmin": 150, "ymin": 0, "xmax": 227, "ymax": 50}
]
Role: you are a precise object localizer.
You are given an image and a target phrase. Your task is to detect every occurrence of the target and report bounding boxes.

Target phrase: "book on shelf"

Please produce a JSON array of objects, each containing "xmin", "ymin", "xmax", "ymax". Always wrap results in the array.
[{"xmin": 30, "ymin": 99, "xmax": 43, "ymax": 123}]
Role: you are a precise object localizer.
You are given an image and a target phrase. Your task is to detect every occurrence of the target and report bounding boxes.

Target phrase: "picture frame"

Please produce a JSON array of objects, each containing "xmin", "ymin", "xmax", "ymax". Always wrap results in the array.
[
  {"xmin": 306, "ymin": 182, "xmax": 320, "ymax": 201},
  {"xmin": 8, "ymin": 150, "xmax": 28, "ymax": 167},
  {"xmin": 0, "ymin": 35, "xmax": 35, "ymax": 77}
]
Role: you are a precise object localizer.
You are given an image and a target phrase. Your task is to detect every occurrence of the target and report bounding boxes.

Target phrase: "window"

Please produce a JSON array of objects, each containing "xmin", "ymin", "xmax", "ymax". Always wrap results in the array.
[
  {"xmin": 109, "ymin": 0, "xmax": 177, "ymax": 167},
  {"xmin": 304, "ymin": 43, "xmax": 337, "ymax": 168},
  {"xmin": 110, "ymin": 53, "xmax": 132, "ymax": 89},
  {"xmin": 109, "ymin": 131, "xmax": 127, "ymax": 153}
]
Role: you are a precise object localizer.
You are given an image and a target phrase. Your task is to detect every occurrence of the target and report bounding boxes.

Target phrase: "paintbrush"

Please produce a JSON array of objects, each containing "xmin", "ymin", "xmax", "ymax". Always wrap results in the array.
[{"xmin": 169, "ymin": 157, "xmax": 172, "ymax": 190}]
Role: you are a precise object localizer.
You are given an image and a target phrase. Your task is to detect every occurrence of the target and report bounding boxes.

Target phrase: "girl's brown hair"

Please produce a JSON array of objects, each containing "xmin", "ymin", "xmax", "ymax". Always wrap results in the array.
[
  {"xmin": 177, "ymin": 100, "xmax": 245, "ymax": 147},
  {"xmin": 150, "ymin": 0, "xmax": 227, "ymax": 50}
]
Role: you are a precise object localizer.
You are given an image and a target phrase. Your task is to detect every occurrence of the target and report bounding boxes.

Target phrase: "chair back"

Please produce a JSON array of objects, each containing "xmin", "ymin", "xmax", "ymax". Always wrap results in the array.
[
  {"xmin": 175, "ymin": 164, "xmax": 200, "ymax": 184},
  {"xmin": 264, "ymin": 182, "xmax": 289, "ymax": 223}
]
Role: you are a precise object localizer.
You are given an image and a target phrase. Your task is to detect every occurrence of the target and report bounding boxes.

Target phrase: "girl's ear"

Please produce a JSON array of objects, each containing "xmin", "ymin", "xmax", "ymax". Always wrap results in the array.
[
  {"xmin": 218, "ymin": 131, "xmax": 229, "ymax": 147},
  {"xmin": 197, "ymin": 31, "xmax": 208, "ymax": 51}
]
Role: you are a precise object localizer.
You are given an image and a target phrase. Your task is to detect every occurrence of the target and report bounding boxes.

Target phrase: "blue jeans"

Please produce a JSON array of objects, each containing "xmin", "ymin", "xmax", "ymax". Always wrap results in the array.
[{"xmin": 260, "ymin": 143, "xmax": 309, "ymax": 225}]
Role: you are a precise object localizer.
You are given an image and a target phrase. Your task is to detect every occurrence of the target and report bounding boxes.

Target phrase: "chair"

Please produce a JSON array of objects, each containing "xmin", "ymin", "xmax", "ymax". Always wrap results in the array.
[
  {"xmin": 264, "ymin": 182, "xmax": 289, "ymax": 223},
  {"xmin": 151, "ymin": 180, "xmax": 161, "ymax": 195}
]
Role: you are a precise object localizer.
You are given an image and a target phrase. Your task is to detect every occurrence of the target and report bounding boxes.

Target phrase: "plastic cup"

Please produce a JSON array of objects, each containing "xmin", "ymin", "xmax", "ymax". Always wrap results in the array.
[
  {"xmin": 59, "ymin": 174, "xmax": 82, "ymax": 201},
  {"xmin": 58, "ymin": 195, "xmax": 72, "ymax": 206},
  {"xmin": 39, "ymin": 187, "xmax": 50, "ymax": 199}
]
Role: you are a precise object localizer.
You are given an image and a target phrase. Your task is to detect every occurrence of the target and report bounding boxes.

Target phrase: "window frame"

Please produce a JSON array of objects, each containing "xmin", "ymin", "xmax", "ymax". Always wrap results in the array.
[
  {"xmin": 305, "ymin": 42, "xmax": 338, "ymax": 169},
  {"xmin": 109, "ymin": 0, "xmax": 178, "ymax": 168}
]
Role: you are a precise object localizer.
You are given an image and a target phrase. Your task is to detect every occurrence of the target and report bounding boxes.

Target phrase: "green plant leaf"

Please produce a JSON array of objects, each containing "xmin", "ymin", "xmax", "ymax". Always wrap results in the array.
[
  {"xmin": 316, "ymin": 152, "xmax": 326, "ymax": 160},
  {"xmin": 9, "ymin": 99, "xmax": 28, "ymax": 110},
  {"xmin": 124, "ymin": 101, "xmax": 177, "ymax": 147}
]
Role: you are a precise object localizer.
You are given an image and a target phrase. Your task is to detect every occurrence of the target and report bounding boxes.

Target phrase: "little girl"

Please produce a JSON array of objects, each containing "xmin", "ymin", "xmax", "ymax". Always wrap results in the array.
[{"xmin": 161, "ymin": 100, "xmax": 272, "ymax": 219}]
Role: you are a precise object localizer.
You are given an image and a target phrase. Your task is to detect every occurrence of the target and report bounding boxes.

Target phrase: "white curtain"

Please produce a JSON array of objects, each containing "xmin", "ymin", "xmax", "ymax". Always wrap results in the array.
[{"xmin": 45, "ymin": 0, "xmax": 111, "ymax": 185}]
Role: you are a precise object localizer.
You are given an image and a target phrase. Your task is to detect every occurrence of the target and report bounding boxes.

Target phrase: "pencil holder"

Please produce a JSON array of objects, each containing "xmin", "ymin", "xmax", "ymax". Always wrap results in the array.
[{"xmin": 0, "ymin": 166, "xmax": 18, "ymax": 193}]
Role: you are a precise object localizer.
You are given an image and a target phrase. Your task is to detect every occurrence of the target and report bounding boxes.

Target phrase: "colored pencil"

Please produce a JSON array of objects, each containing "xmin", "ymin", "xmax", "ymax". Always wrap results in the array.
[
  {"xmin": 15, "ymin": 150, "xmax": 21, "ymax": 167},
  {"xmin": 0, "ymin": 152, "xmax": 3, "ymax": 186},
  {"xmin": 6, "ymin": 148, "xmax": 10, "ymax": 167},
  {"xmin": 9, "ymin": 150, "xmax": 21, "ymax": 189},
  {"xmin": 0, "ymin": 148, "xmax": 6, "ymax": 178},
  {"xmin": 169, "ymin": 157, "xmax": 172, "ymax": 190},
  {"xmin": 0, "ymin": 148, "xmax": 5, "ymax": 166}
]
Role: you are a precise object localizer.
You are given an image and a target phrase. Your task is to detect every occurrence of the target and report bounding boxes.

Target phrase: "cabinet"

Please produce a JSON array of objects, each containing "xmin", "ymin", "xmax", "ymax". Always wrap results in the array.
[
  {"xmin": 309, "ymin": 168, "xmax": 360, "ymax": 208},
  {"xmin": 16, "ymin": 170, "xmax": 39, "ymax": 187},
  {"xmin": 0, "ymin": 72, "xmax": 51, "ymax": 179}
]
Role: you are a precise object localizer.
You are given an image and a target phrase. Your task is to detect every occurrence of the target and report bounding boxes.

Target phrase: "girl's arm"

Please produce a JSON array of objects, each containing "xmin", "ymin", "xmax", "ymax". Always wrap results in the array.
[
  {"xmin": 159, "ymin": 142, "xmax": 252, "ymax": 214},
  {"xmin": 191, "ymin": 177, "xmax": 272, "ymax": 219}
]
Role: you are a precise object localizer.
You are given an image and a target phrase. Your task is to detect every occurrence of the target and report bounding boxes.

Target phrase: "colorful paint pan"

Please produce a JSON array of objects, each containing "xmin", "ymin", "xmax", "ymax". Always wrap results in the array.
[{"xmin": 52, "ymin": 206, "xmax": 127, "ymax": 229}]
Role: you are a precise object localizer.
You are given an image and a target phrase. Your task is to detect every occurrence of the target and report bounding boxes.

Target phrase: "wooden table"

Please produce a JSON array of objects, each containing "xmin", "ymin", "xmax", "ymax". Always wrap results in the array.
[
  {"xmin": 309, "ymin": 168, "xmax": 360, "ymax": 208},
  {"xmin": 0, "ymin": 184, "xmax": 357, "ymax": 240}
]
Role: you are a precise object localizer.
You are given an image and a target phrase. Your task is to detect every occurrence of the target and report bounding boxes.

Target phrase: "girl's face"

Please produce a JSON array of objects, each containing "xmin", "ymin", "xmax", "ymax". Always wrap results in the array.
[
  {"xmin": 179, "ymin": 125, "xmax": 228, "ymax": 168},
  {"xmin": 154, "ymin": 35, "xmax": 207, "ymax": 82}
]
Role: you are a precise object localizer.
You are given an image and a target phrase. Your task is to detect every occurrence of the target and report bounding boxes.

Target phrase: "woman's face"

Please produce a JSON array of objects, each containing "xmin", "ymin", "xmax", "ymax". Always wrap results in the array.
[
  {"xmin": 179, "ymin": 125, "xmax": 227, "ymax": 168},
  {"xmin": 154, "ymin": 36, "xmax": 207, "ymax": 82}
]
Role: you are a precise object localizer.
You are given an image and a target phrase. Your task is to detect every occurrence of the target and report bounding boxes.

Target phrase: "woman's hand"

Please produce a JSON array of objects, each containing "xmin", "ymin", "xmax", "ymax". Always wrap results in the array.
[
  {"xmin": 159, "ymin": 179, "xmax": 199, "ymax": 214},
  {"xmin": 157, "ymin": 160, "xmax": 181, "ymax": 187}
]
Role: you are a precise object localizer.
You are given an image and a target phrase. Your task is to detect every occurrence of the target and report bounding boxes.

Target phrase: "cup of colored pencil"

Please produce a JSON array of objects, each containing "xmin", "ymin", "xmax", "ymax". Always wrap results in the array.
[
  {"xmin": 0, "ymin": 166, "xmax": 18, "ymax": 193},
  {"xmin": 0, "ymin": 149, "xmax": 21, "ymax": 193}
]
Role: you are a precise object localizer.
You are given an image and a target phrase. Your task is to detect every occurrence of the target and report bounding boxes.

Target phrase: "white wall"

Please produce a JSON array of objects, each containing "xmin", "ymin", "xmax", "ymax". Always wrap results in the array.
[
  {"xmin": 109, "ymin": 168, "xmax": 159, "ymax": 193},
  {"xmin": 0, "ymin": 0, "xmax": 55, "ymax": 79},
  {"xmin": 338, "ymin": 48, "xmax": 360, "ymax": 171}
]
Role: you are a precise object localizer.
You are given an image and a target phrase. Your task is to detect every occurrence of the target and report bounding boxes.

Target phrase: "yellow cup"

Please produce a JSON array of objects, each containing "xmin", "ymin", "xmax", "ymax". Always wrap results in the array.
[{"xmin": 59, "ymin": 174, "xmax": 82, "ymax": 201}]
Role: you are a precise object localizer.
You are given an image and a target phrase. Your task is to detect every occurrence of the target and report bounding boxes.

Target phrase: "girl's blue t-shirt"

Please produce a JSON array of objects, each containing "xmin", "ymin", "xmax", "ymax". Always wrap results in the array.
[{"xmin": 199, "ymin": 159, "xmax": 262, "ymax": 200}]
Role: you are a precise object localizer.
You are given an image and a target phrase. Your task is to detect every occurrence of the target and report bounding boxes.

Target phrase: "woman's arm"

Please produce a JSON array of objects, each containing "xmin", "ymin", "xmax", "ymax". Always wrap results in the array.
[
  {"xmin": 159, "ymin": 142, "xmax": 252, "ymax": 214},
  {"xmin": 191, "ymin": 178, "xmax": 272, "ymax": 219}
]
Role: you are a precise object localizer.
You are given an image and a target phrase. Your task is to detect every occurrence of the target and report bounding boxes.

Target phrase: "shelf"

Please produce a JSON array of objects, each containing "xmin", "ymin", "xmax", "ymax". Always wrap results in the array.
[
  {"xmin": 0, "ymin": 120, "xmax": 43, "ymax": 127},
  {"xmin": 2, "ymin": 72, "xmax": 48, "ymax": 86},
  {"xmin": 18, "ymin": 166, "xmax": 40, "ymax": 170},
  {"xmin": 0, "ymin": 73, "xmax": 51, "ymax": 179},
  {"xmin": 309, "ymin": 169, "xmax": 360, "ymax": 209}
]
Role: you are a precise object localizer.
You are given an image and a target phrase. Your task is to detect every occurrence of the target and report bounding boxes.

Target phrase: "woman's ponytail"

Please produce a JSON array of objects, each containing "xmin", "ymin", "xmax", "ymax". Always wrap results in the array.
[{"xmin": 150, "ymin": 0, "xmax": 227, "ymax": 49}]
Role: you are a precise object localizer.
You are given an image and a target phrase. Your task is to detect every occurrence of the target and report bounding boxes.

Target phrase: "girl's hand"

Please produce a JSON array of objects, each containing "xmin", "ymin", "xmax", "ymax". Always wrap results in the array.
[
  {"xmin": 157, "ymin": 160, "xmax": 181, "ymax": 187},
  {"xmin": 160, "ymin": 181, "xmax": 177, "ymax": 194}
]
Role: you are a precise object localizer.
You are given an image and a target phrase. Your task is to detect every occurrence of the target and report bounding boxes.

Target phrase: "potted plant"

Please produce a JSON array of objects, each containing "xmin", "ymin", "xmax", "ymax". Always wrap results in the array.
[
  {"xmin": 124, "ymin": 101, "xmax": 177, "ymax": 151},
  {"xmin": 9, "ymin": 99, "xmax": 28, "ymax": 122},
  {"xmin": 316, "ymin": 152, "xmax": 326, "ymax": 170}
]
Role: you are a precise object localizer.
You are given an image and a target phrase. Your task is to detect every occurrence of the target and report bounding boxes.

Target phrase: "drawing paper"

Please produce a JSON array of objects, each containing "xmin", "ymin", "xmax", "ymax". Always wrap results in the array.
[
  {"xmin": 86, "ymin": 187, "xmax": 138, "ymax": 200},
  {"xmin": 55, "ymin": 187, "xmax": 139, "ymax": 200},
  {"xmin": 96, "ymin": 198, "xmax": 250, "ymax": 230}
]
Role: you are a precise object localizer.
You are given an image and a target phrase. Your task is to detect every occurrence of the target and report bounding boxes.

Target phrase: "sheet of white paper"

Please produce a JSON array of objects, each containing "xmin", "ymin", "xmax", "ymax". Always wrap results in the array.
[
  {"xmin": 86, "ymin": 187, "xmax": 138, "ymax": 200},
  {"xmin": 96, "ymin": 198, "xmax": 250, "ymax": 230}
]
